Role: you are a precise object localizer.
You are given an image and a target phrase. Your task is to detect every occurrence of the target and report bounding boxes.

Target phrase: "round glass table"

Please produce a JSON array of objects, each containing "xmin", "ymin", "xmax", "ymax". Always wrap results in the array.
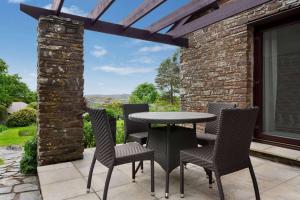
[{"xmin": 129, "ymin": 112, "xmax": 216, "ymax": 198}]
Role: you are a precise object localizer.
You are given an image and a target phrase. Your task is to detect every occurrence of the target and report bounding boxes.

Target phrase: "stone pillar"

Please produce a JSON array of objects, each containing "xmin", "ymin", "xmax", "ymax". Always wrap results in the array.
[{"xmin": 37, "ymin": 16, "xmax": 85, "ymax": 166}]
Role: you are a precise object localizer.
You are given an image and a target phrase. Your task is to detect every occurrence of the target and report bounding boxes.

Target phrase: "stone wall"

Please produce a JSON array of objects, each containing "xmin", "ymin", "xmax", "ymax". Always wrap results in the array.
[
  {"xmin": 180, "ymin": 0, "xmax": 300, "ymax": 131},
  {"xmin": 37, "ymin": 16, "xmax": 85, "ymax": 166}
]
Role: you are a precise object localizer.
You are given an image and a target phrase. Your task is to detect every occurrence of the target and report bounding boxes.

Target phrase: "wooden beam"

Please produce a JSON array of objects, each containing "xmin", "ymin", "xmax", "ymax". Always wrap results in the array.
[
  {"xmin": 87, "ymin": 0, "xmax": 115, "ymax": 23},
  {"xmin": 167, "ymin": 16, "xmax": 190, "ymax": 33},
  {"xmin": 120, "ymin": 0, "xmax": 166, "ymax": 28},
  {"xmin": 20, "ymin": 3, "xmax": 188, "ymax": 47},
  {"xmin": 169, "ymin": 0, "xmax": 272, "ymax": 38},
  {"xmin": 51, "ymin": 0, "xmax": 64, "ymax": 15},
  {"xmin": 147, "ymin": 0, "xmax": 218, "ymax": 34}
]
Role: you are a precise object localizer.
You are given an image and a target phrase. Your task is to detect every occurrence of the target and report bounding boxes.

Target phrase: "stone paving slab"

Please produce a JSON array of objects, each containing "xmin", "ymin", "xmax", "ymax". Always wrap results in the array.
[
  {"xmin": 37, "ymin": 148, "xmax": 300, "ymax": 200},
  {"xmin": 0, "ymin": 146, "xmax": 42, "ymax": 200}
]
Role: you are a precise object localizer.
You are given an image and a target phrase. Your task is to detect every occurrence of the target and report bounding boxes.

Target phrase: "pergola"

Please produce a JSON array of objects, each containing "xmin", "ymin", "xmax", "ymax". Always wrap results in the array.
[
  {"xmin": 20, "ymin": 0, "xmax": 272, "ymax": 166},
  {"xmin": 21, "ymin": 0, "xmax": 271, "ymax": 47}
]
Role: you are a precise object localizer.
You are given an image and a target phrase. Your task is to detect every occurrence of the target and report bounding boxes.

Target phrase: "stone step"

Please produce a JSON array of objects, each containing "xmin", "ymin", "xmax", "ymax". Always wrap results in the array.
[{"xmin": 250, "ymin": 142, "xmax": 300, "ymax": 167}]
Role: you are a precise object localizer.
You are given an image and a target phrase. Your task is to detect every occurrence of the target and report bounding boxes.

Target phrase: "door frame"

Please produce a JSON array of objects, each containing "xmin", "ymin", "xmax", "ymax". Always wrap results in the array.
[{"xmin": 253, "ymin": 17, "xmax": 300, "ymax": 150}]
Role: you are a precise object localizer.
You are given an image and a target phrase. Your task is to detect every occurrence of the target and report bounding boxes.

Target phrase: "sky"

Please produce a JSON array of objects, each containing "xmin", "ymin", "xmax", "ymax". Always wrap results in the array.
[{"xmin": 0, "ymin": 0, "xmax": 189, "ymax": 95}]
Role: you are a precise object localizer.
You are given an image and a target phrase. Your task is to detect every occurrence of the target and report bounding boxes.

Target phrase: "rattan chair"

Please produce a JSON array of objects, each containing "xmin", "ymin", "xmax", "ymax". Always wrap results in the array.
[
  {"xmin": 123, "ymin": 104, "xmax": 149, "ymax": 173},
  {"xmin": 197, "ymin": 102, "xmax": 236, "ymax": 145},
  {"xmin": 86, "ymin": 108, "xmax": 154, "ymax": 200},
  {"xmin": 180, "ymin": 108, "xmax": 260, "ymax": 200}
]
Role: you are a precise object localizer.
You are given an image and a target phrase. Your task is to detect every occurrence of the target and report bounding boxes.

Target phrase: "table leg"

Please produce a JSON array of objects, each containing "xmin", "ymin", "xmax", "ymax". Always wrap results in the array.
[{"xmin": 165, "ymin": 124, "xmax": 170, "ymax": 198}]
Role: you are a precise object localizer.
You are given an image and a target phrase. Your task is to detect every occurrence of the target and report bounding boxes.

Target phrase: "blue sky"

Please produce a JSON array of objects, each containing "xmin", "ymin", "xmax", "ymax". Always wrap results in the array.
[{"xmin": 0, "ymin": 0, "xmax": 189, "ymax": 95}]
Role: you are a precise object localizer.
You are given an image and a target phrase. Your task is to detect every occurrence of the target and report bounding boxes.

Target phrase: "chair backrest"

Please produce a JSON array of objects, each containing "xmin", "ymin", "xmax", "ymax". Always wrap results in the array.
[
  {"xmin": 213, "ymin": 107, "xmax": 259, "ymax": 175},
  {"xmin": 123, "ymin": 104, "xmax": 149, "ymax": 135},
  {"xmin": 205, "ymin": 102, "xmax": 236, "ymax": 135},
  {"xmin": 87, "ymin": 108, "xmax": 115, "ymax": 167}
]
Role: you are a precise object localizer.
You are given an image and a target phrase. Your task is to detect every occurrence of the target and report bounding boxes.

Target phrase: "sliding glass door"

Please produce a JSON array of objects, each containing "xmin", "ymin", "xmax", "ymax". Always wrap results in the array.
[{"xmin": 254, "ymin": 20, "xmax": 300, "ymax": 147}]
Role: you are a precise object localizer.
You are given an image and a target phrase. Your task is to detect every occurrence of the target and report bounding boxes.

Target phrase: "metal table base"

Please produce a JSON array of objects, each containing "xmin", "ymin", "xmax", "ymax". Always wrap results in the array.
[{"xmin": 147, "ymin": 124, "xmax": 197, "ymax": 198}]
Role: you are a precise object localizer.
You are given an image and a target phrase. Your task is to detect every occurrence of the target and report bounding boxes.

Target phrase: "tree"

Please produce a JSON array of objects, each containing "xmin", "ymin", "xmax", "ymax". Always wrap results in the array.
[
  {"xmin": 129, "ymin": 83, "xmax": 158, "ymax": 104},
  {"xmin": 0, "ymin": 59, "xmax": 37, "ymax": 107},
  {"xmin": 155, "ymin": 50, "xmax": 180, "ymax": 104}
]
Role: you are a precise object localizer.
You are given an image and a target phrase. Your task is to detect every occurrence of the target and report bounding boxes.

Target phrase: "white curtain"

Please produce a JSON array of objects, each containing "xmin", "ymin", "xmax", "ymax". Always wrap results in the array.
[{"xmin": 263, "ymin": 30, "xmax": 277, "ymax": 132}]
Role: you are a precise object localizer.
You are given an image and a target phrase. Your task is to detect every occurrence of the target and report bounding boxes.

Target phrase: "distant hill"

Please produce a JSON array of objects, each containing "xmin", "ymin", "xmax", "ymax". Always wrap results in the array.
[{"xmin": 85, "ymin": 94, "xmax": 130, "ymax": 105}]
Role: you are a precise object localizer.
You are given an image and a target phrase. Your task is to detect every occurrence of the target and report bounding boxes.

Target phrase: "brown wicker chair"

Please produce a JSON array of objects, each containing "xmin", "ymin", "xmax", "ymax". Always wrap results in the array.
[
  {"xmin": 123, "ymin": 104, "xmax": 149, "ymax": 173},
  {"xmin": 86, "ymin": 108, "xmax": 154, "ymax": 200},
  {"xmin": 197, "ymin": 102, "xmax": 236, "ymax": 145},
  {"xmin": 180, "ymin": 108, "xmax": 260, "ymax": 200}
]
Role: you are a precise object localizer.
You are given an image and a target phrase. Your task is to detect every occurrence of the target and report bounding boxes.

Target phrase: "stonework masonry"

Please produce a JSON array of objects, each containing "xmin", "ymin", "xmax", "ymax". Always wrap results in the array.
[
  {"xmin": 37, "ymin": 16, "xmax": 85, "ymax": 166},
  {"xmin": 180, "ymin": 0, "xmax": 300, "ymax": 131}
]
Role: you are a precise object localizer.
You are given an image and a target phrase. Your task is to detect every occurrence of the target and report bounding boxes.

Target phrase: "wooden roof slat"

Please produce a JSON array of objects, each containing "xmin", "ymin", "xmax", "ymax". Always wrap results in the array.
[
  {"xmin": 20, "ymin": 3, "xmax": 188, "ymax": 47},
  {"xmin": 167, "ymin": 16, "xmax": 190, "ymax": 33},
  {"xmin": 169, "ymin": 0, "xmax": 272, "ymax": 38},
  {"xmin": 51, "ymin": 0, "xmax": 64, "ymax": 15},
  {"xmin": 147, "ymin": 0, "xmax": 218, "ymax": 34},
  {"xmin": 87, "ymin": 0, "xmax": 115, "ymax": 23},
  {"xmin": 120, "ymin": 0, "xmax": 166, "ymax": 28}
]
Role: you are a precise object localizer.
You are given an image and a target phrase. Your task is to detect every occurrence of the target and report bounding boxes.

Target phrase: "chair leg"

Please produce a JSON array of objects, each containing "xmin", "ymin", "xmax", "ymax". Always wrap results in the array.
[
  {"xmin": 151, "ymin": 159, "xmax": 155, "ymax": 196},
  {"xmin": 134, "ymin": 162, "xmax": 141, "ymax": 175},
  {"xmin": 208, "ymin": 170, "xmax": 213, "ymax": 188},
  {"xmin": 215, "ymin": 172, "xmax": 225, "ymax": 200},
  {"xmin": 141, "ymin": 161, "xmax": 144, "ymax": 173},
  {"xmin": 180, "ymin": 161, "xmax": 184, "ymax": 198},
  {"xmin": 165, "ymin": 172, "xmax": 169, "ymax": 198},
  {"xmin": 132, "ymin": 162, "xmax": 136, "ymax": 182},
  {"xmin": 249, "ymin": 162, "xmax": 260, "ymax": 200},
  {"xmin": 86, "ymin": 154, "xmax": 96, "ymax": 193},
  {"xmin": 102, "ymin": 166, "xmax": 114, "ymax": 200}
]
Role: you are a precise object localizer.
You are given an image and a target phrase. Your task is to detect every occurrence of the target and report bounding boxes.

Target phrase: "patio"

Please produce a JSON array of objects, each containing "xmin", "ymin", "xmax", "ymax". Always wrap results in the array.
[
  {"xmin": 16, "ymin": 0, "xmax": 300, "ymax": 199},
  {"xmin": 38, "ymin": 147, "xmax": 300, "ymax": 200}
]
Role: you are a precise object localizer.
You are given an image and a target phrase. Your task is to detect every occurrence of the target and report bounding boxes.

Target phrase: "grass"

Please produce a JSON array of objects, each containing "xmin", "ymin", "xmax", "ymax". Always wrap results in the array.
[
  {"xmin": 0, "ymin": 158, "xmax": 4, "ymax": 165},
  {"xmin": 0, "ymin": 124, "xmax": 36, "ymax": 147}
]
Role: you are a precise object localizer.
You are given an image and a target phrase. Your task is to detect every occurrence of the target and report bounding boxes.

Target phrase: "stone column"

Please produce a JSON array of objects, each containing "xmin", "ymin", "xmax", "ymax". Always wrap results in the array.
[{"xmin": 37, "ymin": 16, "xmax": 85, "ymax": 166}]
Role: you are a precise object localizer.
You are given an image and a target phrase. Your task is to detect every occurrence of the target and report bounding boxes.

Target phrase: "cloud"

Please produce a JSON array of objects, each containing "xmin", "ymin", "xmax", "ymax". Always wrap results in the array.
[
  {"xmin": 138, "ymin": 44, "xmax": 176, "ymax": 53},
  {"xmin": 91, "ymin": 45, "xmax": 108, "ymax": 58},
  {"xmin": 8, "ymin": 0, "xmax": 25, "ymax": 3},
  {"xmin": 129, "ymin": 57, "xmax": 155, "ymax": 64},
  {"xmin": 44, "ymin": 4, "xmax": 87, "ymax": 16},
  {"xmin": 93, "ymin": 65, "xmax": 154, "ymax": 75}
]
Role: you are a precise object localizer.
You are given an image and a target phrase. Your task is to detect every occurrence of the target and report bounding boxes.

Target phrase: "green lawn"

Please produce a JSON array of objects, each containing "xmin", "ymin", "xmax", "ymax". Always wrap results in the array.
[
  {"xmin": 0, "ymin": 124, "xmax": 36, "ymax": 147},
  {"xmin": 0, "ymin": 158, "xmax": 4, "ymax": 165}
]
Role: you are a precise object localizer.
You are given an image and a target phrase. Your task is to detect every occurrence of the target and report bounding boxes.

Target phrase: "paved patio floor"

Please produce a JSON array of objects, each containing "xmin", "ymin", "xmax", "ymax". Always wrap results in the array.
[{"xmin": 38, "ymin": 148, "xmax": 300, "ymax": 200}]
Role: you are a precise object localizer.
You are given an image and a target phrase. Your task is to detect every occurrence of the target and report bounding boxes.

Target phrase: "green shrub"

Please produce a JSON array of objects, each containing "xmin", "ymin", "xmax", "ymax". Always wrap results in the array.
[
  {"xmin": 150, "ymin": 98, "xmax": 180, "ymax": 112},
  {"xmin": 116, "ymin": 119, "xmax": 124, "ymax": 144},
  {"xmin": 27, "ymin": 102, "xmax": 37, "ymax": 110},
  {"xmin": 0, "ymin": 105, "xmax": 8, "ymax": 124},
  {"xmin": 103, "ymin": 100, "xmax": 123, "ymax": 118},
  {"xmin": 20, "ymin": 136, "xmax": 37, "ymax": 174},
  {"xmin": 0, "ymin": 158, "xmax": 4, "ymax": 165},
  {"xmin": 7, "ymin": 108, "xmax": 36, "ymax": 127},
  {"xmin": 106, "ymin": 108, "xmax": 116, "ymax": 118},
  {"xmin": 0, "ymin": 124, "xmax": 8, "ymax": 132},
  {"xmin": 83, "ymin": 113, "xmax": 90, "ymax": 122},
  {"xmin": 83, "ymin": 120, "xmax": 95, "ymax": 148}
]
